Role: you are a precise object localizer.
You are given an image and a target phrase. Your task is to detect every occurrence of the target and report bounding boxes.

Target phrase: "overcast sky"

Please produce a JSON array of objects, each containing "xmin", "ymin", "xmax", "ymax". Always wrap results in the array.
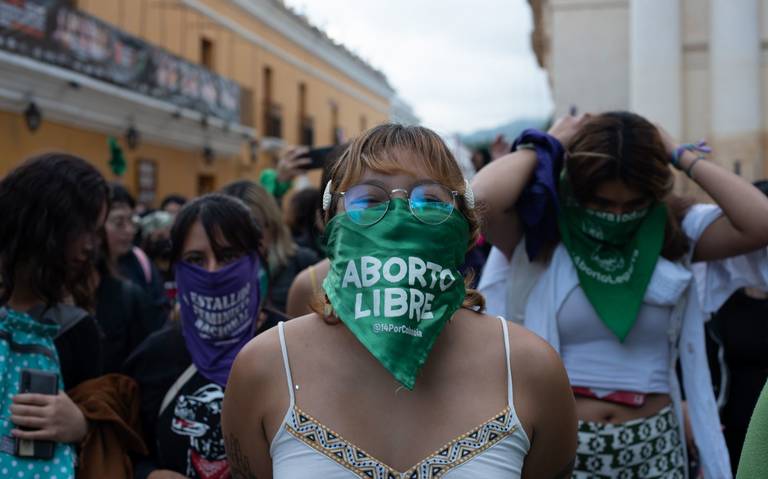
[{"xmin": 283, "ymin": 0, "xmax": 553, "ymax": 135}]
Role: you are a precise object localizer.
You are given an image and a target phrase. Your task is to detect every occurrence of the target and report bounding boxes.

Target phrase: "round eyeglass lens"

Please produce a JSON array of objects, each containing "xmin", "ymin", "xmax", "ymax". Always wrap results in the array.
[
  {"xmin": 343, "ymin": 183, "xmax": 390, "ymax": 225},
  {"xmin": 409, "ymin": 183, "xmax": 455, "ymax": 224}
]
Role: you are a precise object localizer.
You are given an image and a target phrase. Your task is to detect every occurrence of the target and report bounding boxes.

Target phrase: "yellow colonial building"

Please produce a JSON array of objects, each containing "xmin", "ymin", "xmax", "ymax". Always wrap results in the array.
[{"xmin": 0, "ymin": 0, "xmax": 402, "ymax": 204}]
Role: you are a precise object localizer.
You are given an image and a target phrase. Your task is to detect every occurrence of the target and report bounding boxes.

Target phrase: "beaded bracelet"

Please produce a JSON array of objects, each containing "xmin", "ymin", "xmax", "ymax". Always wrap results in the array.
[{"xmin": 672, "ymin": 141, "xmax": 711, "ymax": 169}]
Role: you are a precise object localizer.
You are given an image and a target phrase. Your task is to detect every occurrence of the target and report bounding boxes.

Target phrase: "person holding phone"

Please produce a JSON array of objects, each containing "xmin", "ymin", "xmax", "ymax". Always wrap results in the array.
[
  {"xmin": 223, "ymin": 124, "xmax": 576, "ymax": 478},
  {"xmin": 124, "ymin": 194, "xmax": 267, "ymax": 479},
  {"xmin": 260, "ymin": 145, "xmax": 342, "ymax": 201},
  {"xmin": 259, "ymin": 146, "xmax": 311, "ymax": 200},
  {"xmin": 284, "ymin": 143, "xmax": 356, "ymax": 318},
  {"xmin": 0, "ymin": 153, "xmax": 109, "ymax": 474},
  {"xmin": 473, "ymin": 112, "xmax": 768, "ymax": 478}
]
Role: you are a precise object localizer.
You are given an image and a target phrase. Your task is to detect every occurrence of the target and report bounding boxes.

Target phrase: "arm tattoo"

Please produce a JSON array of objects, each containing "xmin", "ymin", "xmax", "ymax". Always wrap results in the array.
[
  {"xmin": 551, "ymin": 457, "xmax": 575, "ymax": 479},
  {"xmin": 226, "ymin": 433, "xmax": 258, "ymax": 479}
]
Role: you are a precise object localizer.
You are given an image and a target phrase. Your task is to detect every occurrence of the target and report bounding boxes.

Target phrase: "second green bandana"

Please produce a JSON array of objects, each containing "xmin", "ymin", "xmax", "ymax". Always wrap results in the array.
[
  {"xmin": 323, "ymin": 199, "xmax": 469, "ymax": 389},
  {"xmin": 558, "ymin": 197, "xmax": 667, "ymax": 342}
]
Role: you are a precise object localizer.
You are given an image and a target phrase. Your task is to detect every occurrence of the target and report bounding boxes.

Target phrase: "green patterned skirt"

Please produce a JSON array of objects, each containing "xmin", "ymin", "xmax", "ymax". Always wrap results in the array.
[{"xmin": 573, "ymin": 406, "xmax": 686, "ymax": 478}]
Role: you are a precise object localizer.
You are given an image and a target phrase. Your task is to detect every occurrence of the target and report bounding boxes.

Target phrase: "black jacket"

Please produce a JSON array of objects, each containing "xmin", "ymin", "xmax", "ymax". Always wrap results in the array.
[
  {"xmin": 29, "ymin": 304, "xmax": 103, "ymax": 390},
  {"xmin": 95, "ymin": 275, "xmax": 167, "ymax": 374},
  {"xmin": 122, "ymin": 322, "xmax": 193, "ymax": 479},
  {"xmin": 261, "ymin": 246, "xmax": 319, "ymax": 331},
  {"xmin": 118, "ymin": 251, "xmax": 170, "ymax": 317}
]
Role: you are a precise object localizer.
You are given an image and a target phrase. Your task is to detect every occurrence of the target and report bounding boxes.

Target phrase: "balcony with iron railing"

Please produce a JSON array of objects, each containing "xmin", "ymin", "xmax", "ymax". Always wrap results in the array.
[
  {"xmin": 300, "ymin": 116, "xmax": 314, "ymax": 146},
  {"xmin": 0, "ymin": 0, "xmax": 254, "ymax": 155},
  {"xmin": 264, "ymin": 101, "xmax": 283, "ymax": 138}
]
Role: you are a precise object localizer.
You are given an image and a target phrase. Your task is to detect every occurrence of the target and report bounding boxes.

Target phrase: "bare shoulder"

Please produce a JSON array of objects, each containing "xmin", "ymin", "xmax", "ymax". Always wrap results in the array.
[
  {"xmin": 233, "ymin": 313, "xmax": 324, "ymax": 376},
  {"xmin": 451, "ymin": 311, "xmax": 570, "ymax": 412},
  {"xmin": 457, "ymin": 311, "xmax": 562, "ymax": 374},
  {"xmin": 286, "ymin": 261, "xmax": 329, "ymax": 318},
  {"xmin": 507, "ymin": 322, "xmax": 562, "ymax": 369},
  {"xmin": 290, "ymin": 258, "xmax": 330, "ymax": 289},
  {"xmin": 460, "ymin": 312, "xmax": 570, "ymax": 401},
  {"xmin": 226, "ymin": 315, "xmax": 323, "ymax": 422},
  {"xmin": 289, "ymin": 265, "xmax": 314, "ymax": 294},
  {"xmin": 502, "ymin": 318, "xmax": 575, "ymax": 453},
  {"xmin": 229, "ymin": 321, "xmax": 285, "ymax": 389},
  {"xmin": 278, "ymin": 313, "xmax": 346, "ymax": 357},
  {"xmin": 286, "ymin": 268, "xmax": 315, "ymax": 317},
  {"xmin": 506, "ymin": 320, "xmax": 568, "ymax": 389}
]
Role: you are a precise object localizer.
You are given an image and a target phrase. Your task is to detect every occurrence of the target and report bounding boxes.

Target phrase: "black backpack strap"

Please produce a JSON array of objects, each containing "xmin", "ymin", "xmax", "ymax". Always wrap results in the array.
[{"xmin": 27, "ymin": 304, "xmax": 90, "ymax": 339}]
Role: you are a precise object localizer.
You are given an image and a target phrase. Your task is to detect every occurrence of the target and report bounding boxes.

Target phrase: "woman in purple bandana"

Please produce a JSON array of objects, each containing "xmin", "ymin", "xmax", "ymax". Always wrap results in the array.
[{"xmin": 124, "ymin": 194, "xmax": 266, "ymax": 479}]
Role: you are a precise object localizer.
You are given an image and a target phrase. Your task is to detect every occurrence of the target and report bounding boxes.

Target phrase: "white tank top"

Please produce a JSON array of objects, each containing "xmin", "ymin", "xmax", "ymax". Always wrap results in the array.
[
  {"xmin": 558, "ymin": 286, "xmax": 673, "ymax": 394},
  {"xmin": 270, "ymin": 318, "xmax": 530, "ymax": 478}
]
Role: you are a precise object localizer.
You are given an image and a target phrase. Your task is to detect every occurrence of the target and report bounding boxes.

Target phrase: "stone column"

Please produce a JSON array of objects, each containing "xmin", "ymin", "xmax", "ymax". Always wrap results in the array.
[
  {"xmin": 549, "ymin": 0, "xmax": 630, "ymax": 116},
  {"xmin": 630, "ymin": 0, "xmax": 682, "ymax": 139},
  {"xmin": 710, "ymin": 0, "xmax": 762, "ymax": 180}
]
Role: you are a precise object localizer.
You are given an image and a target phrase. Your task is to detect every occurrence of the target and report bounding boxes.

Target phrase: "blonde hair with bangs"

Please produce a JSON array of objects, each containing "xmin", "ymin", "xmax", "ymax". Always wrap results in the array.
[
  {"xmin": 221, "ymin": 180, "xmax": 297, "ymax": 274},
  {"xmin": 325, "ymin": 123, "xmax": 485, "ymax": 312}
]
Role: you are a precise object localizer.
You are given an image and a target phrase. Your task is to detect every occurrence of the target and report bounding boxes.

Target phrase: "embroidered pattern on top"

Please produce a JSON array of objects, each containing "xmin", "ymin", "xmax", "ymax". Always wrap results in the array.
[{"xmin": 285, "ymin": 405, "xmax": 517, "ymax": 479}]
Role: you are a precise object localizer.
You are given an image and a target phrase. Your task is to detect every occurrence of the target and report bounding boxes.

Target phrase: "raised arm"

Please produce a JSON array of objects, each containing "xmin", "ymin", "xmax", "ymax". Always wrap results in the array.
[
  {"xmin": 658, "ymin": 130, "xmax": 768, "ymax": 262},
  {"xmin": 472, "ymin": 115, "xmax": 589, "ymax": 258},
  {"xmin": 471, "ymin": 149, "xmax": 536, "ymax": 258}
]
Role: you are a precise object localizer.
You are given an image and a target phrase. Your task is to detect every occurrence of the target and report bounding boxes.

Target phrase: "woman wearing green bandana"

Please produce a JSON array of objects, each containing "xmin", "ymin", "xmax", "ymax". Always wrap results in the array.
[
  {"xmin": 474, "ymin": 111, "xmax": 768, "ymax": 479},
  {"xmin": 222, "ymin": 124, "xmax": 577, "ymax": 478}
]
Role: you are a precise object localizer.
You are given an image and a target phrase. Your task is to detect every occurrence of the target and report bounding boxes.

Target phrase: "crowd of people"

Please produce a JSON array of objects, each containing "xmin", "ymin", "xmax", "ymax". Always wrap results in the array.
[{"xmin": 0, "ymin": 113, "xmax": 767, "ymax": 479}]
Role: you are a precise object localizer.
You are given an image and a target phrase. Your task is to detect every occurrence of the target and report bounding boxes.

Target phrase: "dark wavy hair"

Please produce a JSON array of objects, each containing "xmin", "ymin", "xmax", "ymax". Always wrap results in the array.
[
  {"xmin": 160, "ymin": 194, "xmax": 187, "ymax": 211},
  {"xmin": 109, "ymin": 182, "xmax": 136, "ymax": 209},
  {"xmin": 170, "ymin": 194, "xmax": 264, "ymax": 267},
  {"xmin": 0, "ymin": 153, "xmax": 109, "ymax": 307},
  {"xmin": 565, "ymin": 111, "xmax": 690, "ymax": 260}
]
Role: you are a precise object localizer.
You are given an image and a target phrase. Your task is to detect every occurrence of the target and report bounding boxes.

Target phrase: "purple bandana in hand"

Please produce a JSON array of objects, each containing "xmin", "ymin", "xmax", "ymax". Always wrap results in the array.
[
  {"xmin": 176, "ymin": 254, "xmax": 262, "ymax": 387},
  {"xmin": 513, "ymin": 128, "xmax": 565, "ymax": 261}
]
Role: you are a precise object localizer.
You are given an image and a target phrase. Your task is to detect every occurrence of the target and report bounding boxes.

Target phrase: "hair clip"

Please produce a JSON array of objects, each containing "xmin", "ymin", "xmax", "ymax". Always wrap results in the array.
[
  {"xmin": 322, "ymin": 180, "xmax": 333, "ymax": 211},
  {"xmin": 464, "ymin": 179, "xmax": 475, "ymax": 209}
]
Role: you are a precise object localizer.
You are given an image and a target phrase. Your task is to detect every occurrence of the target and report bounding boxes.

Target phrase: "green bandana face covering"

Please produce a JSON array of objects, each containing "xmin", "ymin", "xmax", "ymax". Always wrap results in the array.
[
  {"xmin": 322, "ymin": 198, "xmax": 469, "ymax": 389},
  {"xmin": 558, "ymin": 191, "xmax": 667, "ymax": 342}
]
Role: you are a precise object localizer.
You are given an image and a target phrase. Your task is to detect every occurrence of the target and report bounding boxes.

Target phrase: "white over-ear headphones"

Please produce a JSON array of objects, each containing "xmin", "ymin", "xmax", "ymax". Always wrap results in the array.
[{"xmin": 322, "ymin": 179, "xmax": 475, "ymax": 212}]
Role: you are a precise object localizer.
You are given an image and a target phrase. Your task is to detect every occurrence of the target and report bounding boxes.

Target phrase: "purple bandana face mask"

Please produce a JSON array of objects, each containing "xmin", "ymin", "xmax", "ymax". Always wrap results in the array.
[{"xmin": 176, "ymin": 254, "xmax": 262, "ymax": 387}]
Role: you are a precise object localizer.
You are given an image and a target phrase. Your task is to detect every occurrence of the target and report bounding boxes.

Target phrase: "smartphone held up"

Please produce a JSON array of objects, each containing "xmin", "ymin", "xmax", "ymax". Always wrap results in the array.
[{"xmin": 296, "ymin": 146, "xmax": 336, "ymax": 170}]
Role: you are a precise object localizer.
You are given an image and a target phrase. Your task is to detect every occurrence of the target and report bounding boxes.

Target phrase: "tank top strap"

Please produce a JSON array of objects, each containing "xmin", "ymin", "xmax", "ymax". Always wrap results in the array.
[
  {"xmin": 277, "ymin": 321, "xmax": 296, "ymax": 407},
  {"xmin": 498, "ymin": 316, "xmax": 514, "ymax": 409}
]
